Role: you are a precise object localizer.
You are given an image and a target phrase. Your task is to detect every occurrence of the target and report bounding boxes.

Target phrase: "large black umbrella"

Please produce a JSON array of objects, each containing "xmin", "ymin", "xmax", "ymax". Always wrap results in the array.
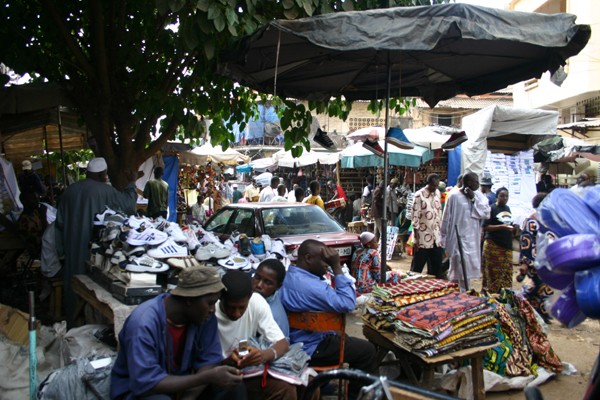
[{"xmin": 219, "ymin": 3, "xmax": 590, "ymax": 281}]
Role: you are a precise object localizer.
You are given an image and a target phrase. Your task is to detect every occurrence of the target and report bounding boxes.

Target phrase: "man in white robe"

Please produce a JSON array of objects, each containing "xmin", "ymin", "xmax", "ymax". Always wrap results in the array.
[{"xmin": 440, "ymin": 172, "xmax": 490, "ymax": 290}]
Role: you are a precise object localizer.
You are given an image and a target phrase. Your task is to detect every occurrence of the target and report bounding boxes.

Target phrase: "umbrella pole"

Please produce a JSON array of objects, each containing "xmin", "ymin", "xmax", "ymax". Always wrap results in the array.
[
  {"xmin": 28, "ymin": 290, "xmax": 37, "ymax": 400},
  {"xmin": 380, "ymin": 59, "xmax": 392, "ymax": 283}
]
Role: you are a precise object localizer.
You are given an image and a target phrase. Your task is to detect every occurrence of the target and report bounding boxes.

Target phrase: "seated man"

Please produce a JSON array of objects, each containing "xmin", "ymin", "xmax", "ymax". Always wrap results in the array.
[
  {"xmin": 216, "ymin": 270, "xmax": 295, "ymax": 400},
  {"xmin": 111, "ymin": 266, "xmax": 245, "ymax": 400},
  {"xmin": 252, "ymin": 258, "xmax": 289, "ymax": 336},
  {"xmin": 279, "ymin": 239, "xmax": 377, "ymax": 392}
]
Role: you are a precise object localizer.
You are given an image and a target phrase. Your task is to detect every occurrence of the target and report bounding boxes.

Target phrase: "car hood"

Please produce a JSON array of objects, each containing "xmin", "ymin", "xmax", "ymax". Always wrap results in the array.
[{"xmin": 279, "ymin": 231, "xmax": 360, "ymax": 247}]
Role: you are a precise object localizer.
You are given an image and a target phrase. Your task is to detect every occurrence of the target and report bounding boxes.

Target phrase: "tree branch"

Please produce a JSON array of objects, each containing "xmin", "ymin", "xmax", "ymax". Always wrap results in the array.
[{"xmin": 41, "ymin": 0, "xmax": 97, "ymax": 82}]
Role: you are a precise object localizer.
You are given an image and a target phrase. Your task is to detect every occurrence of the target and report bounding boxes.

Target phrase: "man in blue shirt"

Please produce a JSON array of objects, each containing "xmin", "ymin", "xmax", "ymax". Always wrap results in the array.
[
  {"xmin": 111, "ymin": 266, "xmax": 245, "ymax": 400},
  {"xmin": 280, "ymin": 239, "xmax": 377, "ymax": 384}
]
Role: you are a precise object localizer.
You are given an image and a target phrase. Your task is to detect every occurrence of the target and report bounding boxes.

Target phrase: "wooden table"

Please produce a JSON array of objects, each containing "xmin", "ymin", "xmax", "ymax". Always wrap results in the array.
[
  {"xmin": 363, "ymin": 325, "xmax": 496, "ymax": 400},
  {"xmin": 71, "ymin": 274, "xmax": 136, "ymax": 336}
]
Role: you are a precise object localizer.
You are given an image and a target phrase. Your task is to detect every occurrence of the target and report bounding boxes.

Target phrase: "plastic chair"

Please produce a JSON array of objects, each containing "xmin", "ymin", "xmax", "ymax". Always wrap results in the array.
[{"xmin": 287, "ymin": 311, "xmax": 347, "ymax": 399}]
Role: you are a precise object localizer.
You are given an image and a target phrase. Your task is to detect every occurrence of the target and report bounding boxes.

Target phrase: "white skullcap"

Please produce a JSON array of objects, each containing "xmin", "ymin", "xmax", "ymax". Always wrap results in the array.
[{"xmin": 87, "ymin": 157, "xmax": 108, "ymax": 173}]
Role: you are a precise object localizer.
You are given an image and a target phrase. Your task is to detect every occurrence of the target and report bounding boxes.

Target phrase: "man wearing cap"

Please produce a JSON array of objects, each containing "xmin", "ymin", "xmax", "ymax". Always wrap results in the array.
[
  {"xmin": 111, "ymin": 266, "xmax": 245, "ymax": 400},
  {"xmin": 55, "ymin": 157, "xmax": 138, "ymax": 326},
  {"xmin": 17, "ymin": 159, "xmax": 46, "ymax": 197},
  {"xmin": 480, "ymin": 175, "xmax": 496, "ymax": 205},
  {"xmin": 232, "ymin": 184, "xmax": 243, "ymax": 204}
]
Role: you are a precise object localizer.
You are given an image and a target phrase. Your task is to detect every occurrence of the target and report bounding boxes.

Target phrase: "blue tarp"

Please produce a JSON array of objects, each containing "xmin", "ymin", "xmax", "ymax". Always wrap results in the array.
[
  {"xmin": 163, "ymin": 155, "xmax": 179, "ymax": 222},
  {"xmin": 447, "ymin": 144, "xmax": 462, "ymax": 186}
]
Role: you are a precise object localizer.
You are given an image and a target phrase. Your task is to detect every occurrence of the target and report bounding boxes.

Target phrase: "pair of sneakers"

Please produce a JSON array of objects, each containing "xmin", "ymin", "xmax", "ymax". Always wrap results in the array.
[{"xmin": 362, "ymin": 127, "xmax": 416, "ymax": 157}]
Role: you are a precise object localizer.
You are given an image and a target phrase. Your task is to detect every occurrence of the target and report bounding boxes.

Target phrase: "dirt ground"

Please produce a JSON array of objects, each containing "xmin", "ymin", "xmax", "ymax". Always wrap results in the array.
[{"xmin": 346, "ymin": 253, "xmax": 600, "ymax": 400}]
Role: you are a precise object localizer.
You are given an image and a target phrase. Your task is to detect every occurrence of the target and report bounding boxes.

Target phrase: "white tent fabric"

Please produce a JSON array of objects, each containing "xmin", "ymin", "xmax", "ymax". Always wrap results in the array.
[
  {"xmin": 250, "ymin": 157, "xmax": 278, "ymax": 172},
  {"xmin": 272, "ymin": 149, "xmax": 339, "ymax": 168},
  {"xmin": 403, "ymin": 127, "xmax": 453, "ymax": 150},
  {"xmin": 461, "ymin": 105, "xmax": 559, "ymax": 175},
  {"xmin": 188, "ymin": 143, "xmax": 250, "ymax": 165}
]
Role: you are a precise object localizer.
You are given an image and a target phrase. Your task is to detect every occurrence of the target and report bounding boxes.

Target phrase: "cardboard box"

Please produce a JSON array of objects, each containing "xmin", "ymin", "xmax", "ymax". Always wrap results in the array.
[
  {"xmin": 111, "ymin": 281, "xmax": 162, "ymax": 297},
  {"xmin": 0, "ymin": 303, "xmax": 33, "ymax": 345}
]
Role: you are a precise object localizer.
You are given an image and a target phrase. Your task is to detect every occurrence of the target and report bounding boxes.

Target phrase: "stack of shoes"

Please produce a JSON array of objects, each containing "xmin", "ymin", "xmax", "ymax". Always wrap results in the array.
[{"xmin": 441, "ymin": 131, "xmax": 468, "ymax": 150}]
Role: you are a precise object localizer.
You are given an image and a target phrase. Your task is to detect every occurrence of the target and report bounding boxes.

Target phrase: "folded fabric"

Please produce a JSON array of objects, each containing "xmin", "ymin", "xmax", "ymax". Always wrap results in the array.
[
  {"xmin": 394, "ymin": 292, "xmax": 489, "ymax": 333},
  {"xmin": 372, "ymin": 279, "xmax": 458, "ymax": 299}
]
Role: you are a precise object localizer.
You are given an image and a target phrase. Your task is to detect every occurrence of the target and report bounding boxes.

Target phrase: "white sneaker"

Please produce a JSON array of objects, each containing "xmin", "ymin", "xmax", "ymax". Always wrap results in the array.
[
  {"xmin": 165, "ymin": 223, "xmax": 188, "ymax": 243},
  {"xmin": 126, "ymin": 228, "xmax": 168, "ymax": 246},
  {"xmin": 125, "ymin": 216, "xmax": 153, "ymax": 230},
  {"xmin": 101, "ymin": 222, "xmax": 122, "ymax": 242},
  {"xmin": 146, "ymin": 239, "xmax": 189, "ymax": 259},
  {"xmin": 195, "ymin": 243, "xmax": 231, "ymax": 261},
  {"xmin": 198, "ymin": 231, "xmax": 223, "ymax": 247},
  {"xmin": 125, "ymin": 255, "xmax": 169, "ymax": 273},
  {"xmin": 153, "ymin": 216, "xmax": 168, "ymax": 231},
  {"xmin": 94, "ymin": 206, "xmax": 117, "ymax": 226},
  {"xmin": 182, "ymin": 227, "xmax": 201, "ymax": 252},
  {"xmin": 125, "ymin": 246, "xmax": 146, "ymax": 257}
]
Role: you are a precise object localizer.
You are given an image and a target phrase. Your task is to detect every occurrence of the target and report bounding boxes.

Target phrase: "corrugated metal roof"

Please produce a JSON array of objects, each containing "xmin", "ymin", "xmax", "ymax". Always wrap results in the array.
[
  {"xmin": 558, "ymin": 118, "xmax": 600, "ymax": 129},
  {"xmin": 415, "ymin": 96, "xmax": 513, "ymax": 109}
]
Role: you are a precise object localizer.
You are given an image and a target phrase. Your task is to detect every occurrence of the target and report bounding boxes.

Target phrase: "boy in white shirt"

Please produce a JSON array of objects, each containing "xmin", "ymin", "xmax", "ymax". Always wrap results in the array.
[{"xmin": 216, "ymin": 271, "xmax": 295, "ymax": 400}]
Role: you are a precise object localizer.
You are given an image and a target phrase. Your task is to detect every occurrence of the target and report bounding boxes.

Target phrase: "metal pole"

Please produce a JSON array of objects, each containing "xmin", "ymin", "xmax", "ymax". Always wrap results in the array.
[
  {"xmin": 28, "ymin": 291, "xmax": 37, "ymax": 400},
  {"xmin": 380, "ymin": 57, "xmax": 392, "ymax": 283},
  {"xmin": 57, "ymin": 108, "xmax": 67, "ymax": 187},
  {"xmin": 42, "ymin": 125, "xmax": 55, "ymax": 205}
]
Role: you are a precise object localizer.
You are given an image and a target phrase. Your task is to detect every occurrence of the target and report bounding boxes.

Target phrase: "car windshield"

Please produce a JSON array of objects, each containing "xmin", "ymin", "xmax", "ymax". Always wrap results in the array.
[{"xmin": 261, "ymin": 206, "xmax": 343, "ymax": 236}]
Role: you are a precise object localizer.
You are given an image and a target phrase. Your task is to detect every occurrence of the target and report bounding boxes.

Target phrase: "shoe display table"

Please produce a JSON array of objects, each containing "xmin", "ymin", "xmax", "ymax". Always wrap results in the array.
[
  {"xmin": 363, "ymin": 325, "xmax": 496, "ymax": 400},
  {"xmin": 72, "ymin": 274, "xmax": 136, "ymax": 336}
]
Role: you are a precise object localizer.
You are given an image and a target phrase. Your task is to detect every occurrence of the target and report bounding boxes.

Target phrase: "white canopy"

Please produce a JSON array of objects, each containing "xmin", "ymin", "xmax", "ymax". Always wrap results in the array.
[
  {"xmin": 403, "ymin": 126, "xmax": 455, "ymax": 150},
  {"xmin": 461, "ymin": 105, "xmax": 559, "ymax": 175},
  {"xmin": 272, "ymin": 149, "xmax": 339, "ymax": 168},
  {"xmin": 188, "ymin": 143, "xmax": 250, "ymax": 166}
]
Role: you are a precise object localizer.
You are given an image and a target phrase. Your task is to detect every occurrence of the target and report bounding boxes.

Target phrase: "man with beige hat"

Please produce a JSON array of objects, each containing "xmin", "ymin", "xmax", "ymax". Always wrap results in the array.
[
  {"xmin": 111, "ymin": 266, "xmax": 246, "ymax": 400},
  {"xmin": 17, "ymin": 159, "xmax": 46, "ymax": 197}
]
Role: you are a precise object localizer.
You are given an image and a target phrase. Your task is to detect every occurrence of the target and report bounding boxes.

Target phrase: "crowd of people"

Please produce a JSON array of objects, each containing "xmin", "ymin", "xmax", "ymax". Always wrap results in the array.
[{"xmin": 3, "ymin": 154, "xmax": 598, "ymax": 399}]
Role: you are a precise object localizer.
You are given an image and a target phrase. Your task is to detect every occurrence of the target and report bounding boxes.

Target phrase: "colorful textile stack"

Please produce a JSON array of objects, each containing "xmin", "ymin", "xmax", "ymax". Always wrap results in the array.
[
  {"xmin": 390, "ymin": 292, "xmax": 498, "ymax": 357},
  {"xmin": 484, "ymin": 289, "xmax": 562, "ymax": 377},
  {"xmin": 364, "ymin": 279, "xmax": 459, "ymax": 330}
]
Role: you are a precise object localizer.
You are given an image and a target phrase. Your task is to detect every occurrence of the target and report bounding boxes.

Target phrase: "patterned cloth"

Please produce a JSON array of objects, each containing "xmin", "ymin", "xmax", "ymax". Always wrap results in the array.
[
  {"xmin": 519, "ymin": 217, "xmax": 553, "ymax": 322},
  {"xmin": 370, "ymin": 286, "xmax": 458, "ymax": 311},
  {"xmin": 372, "ymin": 279, "xmax": 458, "ymax": 299},
  {"xmin": 394, "ymin": 292, "xmax": 489, "ymax": 334},
  {"xmin": 411, "ymin": 186, "xmax": 442, "ymax": 249},
  {"xmin": 482, "ymin": 239, "xmax": 513, "ymax": 294},
  {"xmin": 509, "ymin": 291, "xmax": 562, "ymax": 373}
]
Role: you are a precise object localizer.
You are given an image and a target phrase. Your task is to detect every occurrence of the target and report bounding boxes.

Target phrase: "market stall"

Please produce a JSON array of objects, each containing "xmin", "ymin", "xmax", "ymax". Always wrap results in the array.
[{"xmin": 461, "ymin": 105, "xmax": 560, "ymax": 223}]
